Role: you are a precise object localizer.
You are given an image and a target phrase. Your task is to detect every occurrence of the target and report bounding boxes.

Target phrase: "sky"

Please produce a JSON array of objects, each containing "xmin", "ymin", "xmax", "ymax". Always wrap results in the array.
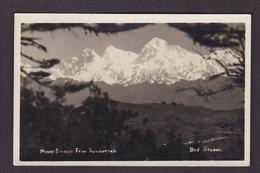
[{"xmin": 22, "ymin": 23, "xmax": 209, "ymax": 64}]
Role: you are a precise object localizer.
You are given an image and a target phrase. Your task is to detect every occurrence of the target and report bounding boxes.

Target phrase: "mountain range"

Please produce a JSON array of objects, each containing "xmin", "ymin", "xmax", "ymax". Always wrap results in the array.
[{"xmin": 48, "ymin": 37, "xmax": 241, "ymax": 86}]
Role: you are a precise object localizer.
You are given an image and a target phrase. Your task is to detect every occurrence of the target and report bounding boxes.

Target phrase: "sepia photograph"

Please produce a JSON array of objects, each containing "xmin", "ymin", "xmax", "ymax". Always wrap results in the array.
[{"xmin": 13, "ymin": 14, "xmax": 251, "ymax": 166}]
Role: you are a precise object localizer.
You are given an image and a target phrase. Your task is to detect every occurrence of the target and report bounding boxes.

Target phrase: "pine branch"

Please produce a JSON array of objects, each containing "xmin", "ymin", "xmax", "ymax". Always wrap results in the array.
[
  {"xmin": 21, "ymin": 23, "xmax": 151, "ymax": 35},
  {"xmin": 21, "ymin": 37, "xmax": 47, "ymax": 52}
]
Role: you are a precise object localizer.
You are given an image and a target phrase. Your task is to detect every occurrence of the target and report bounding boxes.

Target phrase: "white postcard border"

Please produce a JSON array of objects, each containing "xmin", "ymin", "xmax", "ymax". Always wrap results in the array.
[{"xmin": 13, "ymin": 13, "xmax": 251, "ymax": 167}]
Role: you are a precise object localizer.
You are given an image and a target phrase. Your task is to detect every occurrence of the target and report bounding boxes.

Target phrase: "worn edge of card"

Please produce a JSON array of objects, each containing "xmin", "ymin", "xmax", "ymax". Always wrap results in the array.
[{"xmin": 13, "ymin": 13, "xmax": 251, "ymax": 167}]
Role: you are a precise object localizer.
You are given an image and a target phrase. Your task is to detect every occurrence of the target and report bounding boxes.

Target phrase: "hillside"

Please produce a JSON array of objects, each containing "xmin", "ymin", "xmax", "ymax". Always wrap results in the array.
[
  {"xmin": 117, "ymin": 102, "xmax": 244, "ymax": 160},
  {"xmin": 117, "ymin": 102, "xmax": 244, "ymax": 144}
]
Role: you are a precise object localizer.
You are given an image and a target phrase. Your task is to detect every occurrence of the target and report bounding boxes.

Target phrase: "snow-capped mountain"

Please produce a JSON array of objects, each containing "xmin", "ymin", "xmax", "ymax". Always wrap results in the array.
[{"xmin": 49, "ymin": 37, "xmax": 241, "ymax": 85}]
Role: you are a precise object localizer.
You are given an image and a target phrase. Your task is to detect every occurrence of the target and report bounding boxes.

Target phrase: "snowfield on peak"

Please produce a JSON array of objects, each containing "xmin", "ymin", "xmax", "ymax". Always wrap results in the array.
[{"xmin": 49, "ymin": 37, "xmax": 241, "ymax": 85}]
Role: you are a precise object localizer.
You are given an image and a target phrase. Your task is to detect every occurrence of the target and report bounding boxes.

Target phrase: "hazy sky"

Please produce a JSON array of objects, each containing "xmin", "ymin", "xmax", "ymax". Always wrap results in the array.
[{"xmin": 22, "ymin": 24, "xmax": 208, "ymax": 64}]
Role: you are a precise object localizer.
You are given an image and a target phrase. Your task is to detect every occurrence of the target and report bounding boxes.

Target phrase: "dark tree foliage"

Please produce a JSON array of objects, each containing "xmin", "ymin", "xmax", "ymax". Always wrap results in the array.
[
  {"xmin": 169, "ymin": 23, "xmax": 245, "ymax": 101},
  {"xmin": 20, "ymin": 85, "xmax": 70, "ymax": 160},
  {"xmin": 20, "ymin": 76, "xmax": 140, "ymax": 160},
  {"xmin": 167, "ymin": 128, "xmax": 185, "ymax": 160},
  {"xmin": 116, "ymin": 129, "xmax": 157, "ymax": 160},
  {"xmin": 169, "ymin": 23, "xmax": 244, "ymax": 48}
]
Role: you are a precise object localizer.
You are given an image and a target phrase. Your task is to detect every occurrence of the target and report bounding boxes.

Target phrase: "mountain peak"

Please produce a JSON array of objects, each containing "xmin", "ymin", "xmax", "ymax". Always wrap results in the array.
[
  {"xmin": 149, "ymin": 37, "xmax": 167, "ymax": 44},
  {"xmin": 104, "ymin": 45, "xmax": 120, "ymax": 53},
  {"xmin": 103, "ymin": 45, "xmax": 138, "ymax": 62},
  {"xmin": 145, "ymin": 37, "xmax": 168, "ymax": 48},
  {"xmin": 103, "ymin": 45, "xmax": 127, "ymax": 57}
]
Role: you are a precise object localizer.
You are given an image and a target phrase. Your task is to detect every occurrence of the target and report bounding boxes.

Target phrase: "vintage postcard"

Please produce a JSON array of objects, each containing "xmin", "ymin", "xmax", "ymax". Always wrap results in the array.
[{"xmin": 13, "ymin": 14, "xmax": 251, "ymax": 166}]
